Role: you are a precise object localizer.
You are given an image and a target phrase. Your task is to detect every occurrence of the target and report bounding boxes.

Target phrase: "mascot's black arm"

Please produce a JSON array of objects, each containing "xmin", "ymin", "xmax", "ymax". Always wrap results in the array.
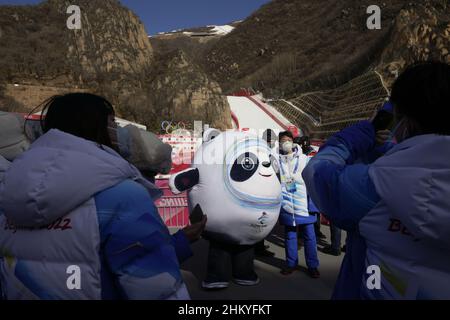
[{"xmin": 169, "ymin": 168, "xmax": 200, "ymax": 194}]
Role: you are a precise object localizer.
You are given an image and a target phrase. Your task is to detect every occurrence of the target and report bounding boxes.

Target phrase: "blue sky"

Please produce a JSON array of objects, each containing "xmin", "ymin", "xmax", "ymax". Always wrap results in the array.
[{"xmin": 0, "ymin": 0, "xmax": 271, "ymax": 34}]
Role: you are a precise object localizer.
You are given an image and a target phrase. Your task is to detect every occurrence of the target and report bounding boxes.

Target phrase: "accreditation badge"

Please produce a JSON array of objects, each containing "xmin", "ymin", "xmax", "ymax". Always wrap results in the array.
[{"xmin": 286, "ymin": 180, "xmax": 297, "ymax": 193}]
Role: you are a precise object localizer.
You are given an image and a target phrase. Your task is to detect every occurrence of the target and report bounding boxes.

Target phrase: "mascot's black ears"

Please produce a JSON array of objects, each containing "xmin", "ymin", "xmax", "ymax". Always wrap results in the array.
[
  {"xmin": 203, "ymin": 128, "xmax": 221, "ymax": 143},
  {"xmin": 169, "ymin": 168, "xmax": 200, "ymax": 194}
]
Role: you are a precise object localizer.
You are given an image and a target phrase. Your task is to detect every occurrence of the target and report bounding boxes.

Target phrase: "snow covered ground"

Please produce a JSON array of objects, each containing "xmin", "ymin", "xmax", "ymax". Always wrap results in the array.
[
  {"xmin": 210, "ymin": 24, "xmax": 235, "ymax": 35},
  {"xmin": 227, "ymin": 95, "xmax": 293, "ymax": 133},
  {"xmin": 254, "ymin": 95, "xmax": 296, "ymax": 128},
  {"xmin": 154, "ymin": 24, "xmax": 235, "ymax": 38}
]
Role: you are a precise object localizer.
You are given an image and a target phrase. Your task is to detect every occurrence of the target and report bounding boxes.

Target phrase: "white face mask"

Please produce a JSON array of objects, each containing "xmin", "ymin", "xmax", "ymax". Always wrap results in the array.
[{"xmin": 281, "ymin": 141, "xmax": 294, "ymax": 153}]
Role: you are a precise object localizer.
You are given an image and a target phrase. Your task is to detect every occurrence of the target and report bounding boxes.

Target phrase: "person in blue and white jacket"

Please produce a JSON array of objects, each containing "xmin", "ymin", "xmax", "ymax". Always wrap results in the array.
[
  {"xmin": 278, "ymin": 131, "xmax": 320, "ymax": 278},
  {"xmin": 303, "ymin": 61, "xmax": 450, "ymax": 299},
  {"xmin": 0, "ymin": 93, "xmax": 205, "ymax": 300}
]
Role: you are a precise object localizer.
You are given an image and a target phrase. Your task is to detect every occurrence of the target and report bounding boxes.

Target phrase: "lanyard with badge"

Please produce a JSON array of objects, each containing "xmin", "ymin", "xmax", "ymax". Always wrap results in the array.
[{"xmin": 280, "ymin": 155, "xmax": 300, "ymax": 193}]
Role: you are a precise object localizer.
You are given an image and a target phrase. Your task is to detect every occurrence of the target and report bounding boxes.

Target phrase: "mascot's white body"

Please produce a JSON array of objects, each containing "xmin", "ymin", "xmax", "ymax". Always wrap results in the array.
[{"xmin": 170, "ymin": 129, "xmax": 282, "ymax": 245}]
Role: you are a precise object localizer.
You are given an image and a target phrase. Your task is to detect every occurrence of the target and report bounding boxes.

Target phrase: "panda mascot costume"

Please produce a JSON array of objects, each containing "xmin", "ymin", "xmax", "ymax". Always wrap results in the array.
[{"xmin": 169, "ymin": 128, "xmax": 282, "ymax": 289}]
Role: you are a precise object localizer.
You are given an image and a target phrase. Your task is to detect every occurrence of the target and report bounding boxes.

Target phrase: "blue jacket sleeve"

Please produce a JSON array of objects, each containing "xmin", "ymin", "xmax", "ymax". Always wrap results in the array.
[
  {"xmin": 95, "ymin": 180, "xmax": 191, "ymax": 300},
  {"xmin": 302, "ymin": 121, "xmax": 381, "ymax": 230},
  {"xmin": 361, "ymin": 141, "xmax": 396, "ymax": 164},
  {"xmin": 171, "ymin": 230, "xmax": 193, "ymax": 263}
]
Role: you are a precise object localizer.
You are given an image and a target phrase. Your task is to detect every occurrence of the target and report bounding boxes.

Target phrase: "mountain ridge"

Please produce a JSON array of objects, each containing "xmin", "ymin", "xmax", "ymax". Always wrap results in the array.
[{"xmin": 0, "ymin": 0, "xmax": 231, "ymax": 131}]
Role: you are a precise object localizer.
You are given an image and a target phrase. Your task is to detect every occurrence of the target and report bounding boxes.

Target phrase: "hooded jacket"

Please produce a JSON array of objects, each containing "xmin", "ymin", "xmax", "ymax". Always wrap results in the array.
[
  {"xmin": 361, "ymin": 134, "xmax": 450, "ymax": 299},
  {"xmin": 0, "ymin": 129, "xmax": 191, "ymax": 300},
  {"xmin": 303, "ymin": 121, "xmax": 450, "ymax": 299}
]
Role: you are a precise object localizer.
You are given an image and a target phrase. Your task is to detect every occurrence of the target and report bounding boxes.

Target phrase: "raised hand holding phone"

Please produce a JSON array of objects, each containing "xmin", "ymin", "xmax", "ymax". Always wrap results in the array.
[
  {"xmin": 182, "ymin": 205, "xmax": 207, "ymax": 243},
  {"xmin": 371, "ymin": 101, "xmax": 395, "ymax": 132}
]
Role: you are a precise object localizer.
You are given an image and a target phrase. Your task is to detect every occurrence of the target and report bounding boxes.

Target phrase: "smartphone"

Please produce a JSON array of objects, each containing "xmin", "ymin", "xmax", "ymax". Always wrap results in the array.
[
  {"xmin": 189, "ymin": 204, "xmax": 204, "ymax": 224},
  {"xmin": 372, "ymin": 110, "xmax": 395, "ymax": 132}
]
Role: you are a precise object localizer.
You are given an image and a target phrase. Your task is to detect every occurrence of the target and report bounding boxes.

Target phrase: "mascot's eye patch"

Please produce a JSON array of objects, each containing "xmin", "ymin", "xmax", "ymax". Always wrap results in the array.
[{"xmin": 230, "ymin": 152, "xmax": 259, "ymax": 182}]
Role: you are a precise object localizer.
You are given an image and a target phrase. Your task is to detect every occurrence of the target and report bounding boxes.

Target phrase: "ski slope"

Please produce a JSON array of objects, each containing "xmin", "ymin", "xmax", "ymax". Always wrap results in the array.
[{"xmin": 227, "ymin": 95, "xmax": 293, "ymax": 132}]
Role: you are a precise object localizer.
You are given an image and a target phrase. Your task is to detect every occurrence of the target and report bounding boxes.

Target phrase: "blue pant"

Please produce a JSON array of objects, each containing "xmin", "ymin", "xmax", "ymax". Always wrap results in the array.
[{"xmin": 285, "ymin": 224, "xmax": 319, "ymax": 269}]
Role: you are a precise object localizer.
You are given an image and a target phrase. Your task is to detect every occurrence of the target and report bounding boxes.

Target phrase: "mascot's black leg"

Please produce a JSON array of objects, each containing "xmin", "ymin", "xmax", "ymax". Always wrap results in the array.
[
  {"xmin": 231, "ymin": 244, "xmax": 260, "ymax": 286},
  {"xmin": 202, "ymin": 240, "xmax": 231, "ymax": 289}
]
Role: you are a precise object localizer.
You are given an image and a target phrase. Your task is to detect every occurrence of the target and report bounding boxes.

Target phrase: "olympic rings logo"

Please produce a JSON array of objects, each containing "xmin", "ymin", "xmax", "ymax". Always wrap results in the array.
[{"xmin": 161, "ymin": 121, "xmax": 187, "ymax": 134}]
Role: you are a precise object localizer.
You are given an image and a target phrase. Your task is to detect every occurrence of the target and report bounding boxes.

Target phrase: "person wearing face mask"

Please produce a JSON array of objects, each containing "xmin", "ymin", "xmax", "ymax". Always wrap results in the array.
[
  {"xmin": 278, "ymin": 131, "xmax": 320, "ymax": 278},
  {"xmin": 0, "ymin": 93, "xmax": 206, "ymax": 300},
  {"xmin": 303, "ymin": 61, "xmax": 450, "ymax": 299}
]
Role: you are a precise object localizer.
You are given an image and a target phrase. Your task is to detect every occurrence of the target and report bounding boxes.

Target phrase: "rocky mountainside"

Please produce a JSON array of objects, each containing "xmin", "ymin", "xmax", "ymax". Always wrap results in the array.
[
  {"xmin": 0, "ymin": 0, "xmax": 231, "ymax": 131},
  {"xmin": 146, "ymin": 50, "xmax": 231, "ymax": 131},
  {"xmin": 149, "ymin": 22, "xmax": 240, "ymax": 63},
  {"xmin": 200, "ymin": 0, "xmax": 401, "ymax": 96},
  {"xmin": 145, "ymin": 0, "xmax": 446, "ymax": 139},
  {"xmin": 63, "ymin": 0, "xmax": 154, "ymax": 90},
  {"xmin": 0, "ymin": 0, "xmax": 152, "ymax": 88},
  {"xmin": 376, "ymin": 1, "xmax": 450, "ymax": 87},
  {"xmin": 1, "ymin": 0, "xmax": 447, "ymax": 133},
  {"xmin": 115, "ymin": 50, "xmax": 231, "ymax": 131},
  {"xmin": 198, "ymin": 0, "xmax": 449, "ymax": 97}
]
